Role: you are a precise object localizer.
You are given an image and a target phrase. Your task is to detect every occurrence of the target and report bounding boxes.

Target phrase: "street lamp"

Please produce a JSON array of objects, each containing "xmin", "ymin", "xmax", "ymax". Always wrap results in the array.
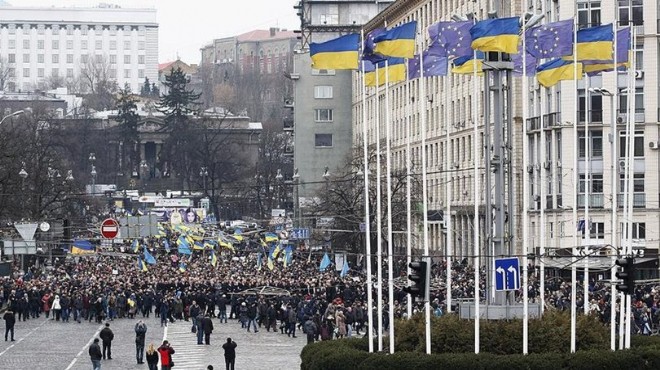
[
  {"xmin": 275, "ymin": 168, "xmax": 283, "ymax": 208},
  {"xmin": 19, "ymin": 166, "xmax": 28, "ymax": 219},
  {"xmin": 0, "ymin": 110, "xmax": 24, "ymax": 125},
  {"xmin": 89, "ymin": 152, "xmax": 96, "ymax": 196},
  {"xmin": 199, "ymin": 166, "xmax": 208, "ymax": 194},
  {"xmin": 293, "ymin": 168, "xmax": 301, "ymax": 228},
  {"xmin": 66, "ymin": 170, "xmax": 74, "ymax": 182}
]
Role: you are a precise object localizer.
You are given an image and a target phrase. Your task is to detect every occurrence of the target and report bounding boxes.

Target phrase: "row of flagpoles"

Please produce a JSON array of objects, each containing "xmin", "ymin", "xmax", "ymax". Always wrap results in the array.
[{"xmin": 310, "ymin": 1, "xmax": 638, "ymax": 356}]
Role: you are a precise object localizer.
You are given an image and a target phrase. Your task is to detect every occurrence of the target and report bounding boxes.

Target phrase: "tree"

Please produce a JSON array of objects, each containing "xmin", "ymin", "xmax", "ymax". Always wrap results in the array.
[
  {"xmin": 115, "ymin": 83, "xmax": 141, "ymax": 177},
  {"xmin": 249, "ymin": 128, "xmax": 293, "ymax": 218},
  {"xmin": 141, "ymin": 77, "xmax": 151, "ymax": 96},
  {"xmin": 79, "ymin": 54, "xmax": 118, "ymax": 111},
  {"xmin": 0, "ymin": 57, "xmax": 12, "ymax": 91},
  {"xmin": 151, "ymin": 83, "xmax": 159, "ymax": 97}
]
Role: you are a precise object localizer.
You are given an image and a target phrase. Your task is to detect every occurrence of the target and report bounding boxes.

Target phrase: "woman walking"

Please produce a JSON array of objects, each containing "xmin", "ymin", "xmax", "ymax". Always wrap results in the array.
[{"xmin": 146, "ymin": 343, "xmax": 159, "ymax": 370}]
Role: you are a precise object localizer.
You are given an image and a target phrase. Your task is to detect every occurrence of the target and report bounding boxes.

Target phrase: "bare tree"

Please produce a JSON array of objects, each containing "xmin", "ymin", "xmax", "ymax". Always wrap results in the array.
[
  {"xmin": 79, "ymin": 54, "xmax": 118, "ymax": 110},
  {"xmin": 0, "ymin": 57, "xmax": 12, "ymax": 91}
]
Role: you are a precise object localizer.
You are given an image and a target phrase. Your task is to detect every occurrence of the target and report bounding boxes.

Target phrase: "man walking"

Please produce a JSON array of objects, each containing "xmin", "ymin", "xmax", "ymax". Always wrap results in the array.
[
  {"xmin": 303, "ymin": 315, "xmax": 317, "ymax": 344},
  {"xmin": 99, "ymin": 322, "xmax": 114, "ymax": 360},
  {"xmin": 3, "ymin": 308, "xmax": 15, "ymax": 341},
  {"xmin": 222, "ymin": 337, "xmax": 237, "ymax": 370},
  {"xmin": 135, "ymin": 320, "xmax": 147, "ymax": 364},
  {"xmin": 89, "ymin": 338, "xmax": 102, "ymax": 370},
  {"xmin": 202, "ymin": 313, "xmax": 214, "ymax": 345},
  {"xmin": 157, "ymin": 340, "xmax": 175, "ymax": 370}
]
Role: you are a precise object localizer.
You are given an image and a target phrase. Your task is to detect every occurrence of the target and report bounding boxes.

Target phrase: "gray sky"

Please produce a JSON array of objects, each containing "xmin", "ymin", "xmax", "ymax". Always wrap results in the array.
[{"xmin": 12, "ymin": 0, "xmax": 300, "ymax": 63}]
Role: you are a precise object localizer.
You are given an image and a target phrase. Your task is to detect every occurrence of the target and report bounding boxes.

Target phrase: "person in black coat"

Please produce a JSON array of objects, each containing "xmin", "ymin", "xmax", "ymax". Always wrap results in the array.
[
  {"xmin": 3, "ymin": 308, "xmax": 15, "ymax": 341},
  {"xmin": 222, "ymin": 337, "xmax": 237, "ymax": 370},
  {"xmin": 99, "ymin": 322, "xmax": 114, "ymax": 360},
  {"xmin": 89, "ymin": 338, "xmax": 102, "ymax": 370},
  {"xmin": 201, "ymin": 314, "xmax": 214, "ymax": 345}
]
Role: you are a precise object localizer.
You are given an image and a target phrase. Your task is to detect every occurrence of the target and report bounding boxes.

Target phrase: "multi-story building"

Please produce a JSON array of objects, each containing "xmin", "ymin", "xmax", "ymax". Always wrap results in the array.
[
  {"xmin": 0, "ymin": 3, "xmax": 158, "ymax": 93},
  {"xmin": 291, "ymin": 0, "xmax": 393, "ymax": 206},
  {"xmin": 353, "ymin": 0, "xmax": 659, "ymax": 278}
]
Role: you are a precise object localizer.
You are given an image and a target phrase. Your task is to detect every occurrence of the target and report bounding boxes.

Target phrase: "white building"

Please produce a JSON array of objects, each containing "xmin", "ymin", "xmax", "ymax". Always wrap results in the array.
[{"xmin": 0, "ymin": 3, "xmax": 158, "ymax": 94}]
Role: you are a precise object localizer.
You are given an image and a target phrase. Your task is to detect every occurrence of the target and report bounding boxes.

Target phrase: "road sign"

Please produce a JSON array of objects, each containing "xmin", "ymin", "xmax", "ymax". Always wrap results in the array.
[
  {"xmin": 494, "ymin": 257, "xmax": 520, "ymax": 291},
  {"xmin": 100, "ymin": 218, "xmax": 119, "ymax": 239},
  {"xmin": 289, "ymin": 228, "xmax": 310, "ymax": 240}
]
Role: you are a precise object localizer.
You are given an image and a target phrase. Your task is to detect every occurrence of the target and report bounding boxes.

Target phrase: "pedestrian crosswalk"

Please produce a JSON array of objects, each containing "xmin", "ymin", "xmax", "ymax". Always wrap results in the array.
[{"xmin": 163, "ymin": 321, "xmax": 209, "ymax": 370}]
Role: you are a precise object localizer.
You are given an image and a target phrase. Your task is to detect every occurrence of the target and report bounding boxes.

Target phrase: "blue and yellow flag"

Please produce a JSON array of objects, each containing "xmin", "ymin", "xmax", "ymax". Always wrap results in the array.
[
  {"xmin": 284, "ymin": 245, "xmax": 293, "ymax": 268},
  {"xmin": 71, "ymin": 240, "xmax": 95, "ymax": 255},
  {"xmin": 310, "ymin": 33, "xmax": 359, "ymax": 70},
  {"xmin": 452, "ymin": 53, "xmax": 484, "ymax": 75},
  {"xmin": 137, "ymin": 257, "xmax": 148, "ymax": 272},
  {"xmin": 143, "ymin": 246, "xmax": 157, "ymax": 265},
  {"xmin": 470, "ymin": 17, "xmax": 520, "ymax": 54},
  {"xmin": 211, "ymin": 250, "xmax": 217, "ymax": 267},
  {"xmin": 131, "ymin": 239, "xmax": 140, "ymax": 253},
  {"xmin": 193, "ymin": 240, "xmax": 205, "ymax": 250},
  {"xmin": 365, "ymin": 58, "xmax": 406, "ymax": 87},
  {"xmin": 163, "ymin": 238, "xmax": 171, "ymax": 253},
  {"xmin": 575, "ymin": 24, "xmax": 613, "ymax": 61},
  {"xmin": 373, "ymin": 21, "xmax": 417, "ymax": 59},
  {"xmin": 267, "ymin": 257, "xmax": 274, "ymax": 271},
  {"xmin": 179, "ymin": 262, "xmax": 187, "ymax": 273},
  {"xmin": 177, "ymin": 236, "xmax": 192, "ymax": 255},
  {"xmin": 256, "ymin": 253, "xmax": 263, "ymax": 271},
  {"xmin": 264, "ymin": 232, "xmax": 278, "ymax": 243},
  {"xmin": 536, "ymin": 58, "xmax": 583, "ymax": 88}
]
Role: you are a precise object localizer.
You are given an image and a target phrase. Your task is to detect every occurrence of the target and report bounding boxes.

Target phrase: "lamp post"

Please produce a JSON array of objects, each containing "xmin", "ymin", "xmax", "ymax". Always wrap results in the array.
[
  {"xmin": 19, "ymin": 165, "xmax": 28, "ymax": 219},
  {"xmin": 199, "ymin": 166, "xmax": 208, "ymax": 194},
  {"xmin": 292, "ymin": 168, "xmax": 301, "ymax": 228},
  {"xmin": 322, "ymin": 166, "xmax": 330, "ymax": 191},
  {"xmin": 0, "ymin": 110, "xmax": 24, "ymax": 125},
  {"xmin": 89, "ymin": 152, "xmax": 96, "ymax": 196},
  {"xmin": 275, "ymin": 168, "xmax": 283, "ymax": 208}
]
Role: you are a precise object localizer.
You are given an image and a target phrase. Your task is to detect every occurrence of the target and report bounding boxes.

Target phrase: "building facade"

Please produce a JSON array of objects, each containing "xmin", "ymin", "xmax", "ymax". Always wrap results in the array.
[
  {"xmin": 292, "ymin": 0, "xmax": 393, "ymax": 205},
  {"xmin": 352, "ymin": 0, "xmax": 659, "ymax": 276},
  {"xmin": 0, "ymin": 4, "xmax": 158, "ymax": 94}
]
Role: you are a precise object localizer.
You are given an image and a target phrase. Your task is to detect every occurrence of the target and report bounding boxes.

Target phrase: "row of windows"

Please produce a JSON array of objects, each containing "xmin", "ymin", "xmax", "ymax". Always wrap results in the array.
[
  {"xmin": 577, "ymin": 130, "xmax": 645, "ymax": 158},
  {"xmin": 5, "ymin": 53, "xmax": 145, "ymax": 65},
  {"xmin": 578, "ymin": 173, "xmax": 645, "ymax": 194},
  {"xmin": 1, "ymin": 24, "xmax": 147, "ymax": 36},
  {"xmin": 15, "ymin": 68, "xmax": 145, "ymax": 79},
  {"xmin": 576, "ymin": 222, "xmax": 646, "ymax": 240},
  {"xmin": 3, "ymin": 39, "xmax": 146, "ymax": 50}
]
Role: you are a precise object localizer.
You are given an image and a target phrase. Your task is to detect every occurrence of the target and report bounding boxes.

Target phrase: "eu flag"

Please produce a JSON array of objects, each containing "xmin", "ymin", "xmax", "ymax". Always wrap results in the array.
[
  {"xmin": 575, "ymin": 24, "xmax": 613, "ymax": 61},
  {"xmin": 310, "ymin": 33, "xmax": 360, "ymax": 70},
  {"xmin": 362, "ymin": 28, "xmax": 386, "ymax": 63},
  {"xmin": 525, "ymin": 19, "xmax": 574, "ymax": 59},
  {"xmin": 536, "ymin": 58, "xmax": 583, "ymax": 88},
  {"xmin": 407, "ymin": 49, "xmax": 448, "ymax": 79},
  {"xmin": 373, "ymin": 21, "xmax": 417, "ymax": 59},
  {"xmin": 512, "ymin": 42, "xmax": 537, "ymax": 77},
  {"xmin": 428, "ymin": 21, "xmax": 473, "ymax": 58},
  {"xmin": 470, "ymin": 17, "xmax": 520, "ymax": 54}
]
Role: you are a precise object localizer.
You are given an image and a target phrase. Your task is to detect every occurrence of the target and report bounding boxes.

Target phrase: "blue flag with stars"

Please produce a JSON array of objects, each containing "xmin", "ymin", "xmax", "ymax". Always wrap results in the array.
[
  {"xmin": 427, "ymin": 21, "xmax": 473, "ymax": 58},
  {"xmin": 525, "ymin": 19, "xmax": 574, "ymax": 59}
]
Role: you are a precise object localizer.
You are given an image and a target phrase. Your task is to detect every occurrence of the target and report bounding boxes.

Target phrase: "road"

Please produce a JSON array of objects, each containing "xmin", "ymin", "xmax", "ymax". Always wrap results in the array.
[{"xmin": 0, "ymin": 312, "xmax": 306, "ymax": 370}]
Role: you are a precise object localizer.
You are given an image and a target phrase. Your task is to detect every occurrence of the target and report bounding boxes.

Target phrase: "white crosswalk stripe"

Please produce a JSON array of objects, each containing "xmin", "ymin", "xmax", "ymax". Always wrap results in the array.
[{"xmin": 163, "ymin": 321, "xmax": 210, "ymax": 370}]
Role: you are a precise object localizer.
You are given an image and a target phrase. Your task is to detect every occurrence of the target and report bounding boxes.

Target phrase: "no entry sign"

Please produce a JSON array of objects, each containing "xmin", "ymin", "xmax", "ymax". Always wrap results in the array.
[{"xmin": 100, "ymin": 218, "xmax": 119, "ymax": 239}]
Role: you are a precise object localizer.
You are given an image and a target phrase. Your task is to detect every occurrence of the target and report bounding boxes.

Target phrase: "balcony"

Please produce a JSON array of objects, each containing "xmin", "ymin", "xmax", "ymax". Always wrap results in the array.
[
  {"xmin": 283, "ymin": 117, "xmax": 294, "ymax": 131},
  {"xmin": 578, "ymin": 110, "xmax": 603, "ymax": 124},
  {"xmin": 617, "ymin": 193, "xmax": 646, "ymax": 208},
  {"xmin": 617, "ymin": 108, "xmax": 645, "ymax": 123},
  {"xmin": 577, "ymin": 194, "xmax": 605, "ymax": 208}
]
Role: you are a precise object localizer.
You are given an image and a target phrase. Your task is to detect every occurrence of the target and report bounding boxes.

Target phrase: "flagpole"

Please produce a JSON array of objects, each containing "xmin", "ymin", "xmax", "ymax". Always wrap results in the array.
[
  {"xmin": 472, "ymin": 47, "xmax": 480, "ymax": 355},
  {"xmin": 444, "ymin": 67, "xmax": 452, "ymax": 314},
  {"xmin": 570, "ymin": 5, "xmax": 578, "ymax": 354},
  {"xmin": 610, "ymin": 16, "xmax": 619, "ymax": 353},
  {"xmin": 384, "ymin": 58, "xmax": 395, "ymax": 354},
  {"xmin": 419, "ymin": 38, "xmax": 432, "ymax": 356},
  {"xmin": 375, "ymin": 61, "xmax": 384, "ymax": 352},
  {"xmin": 584, "ymin": 73, "xmax": 592, "ymax": 315},
  {"xmin": 360, "ymin": 44, "xmax": 375, "ymax": 352},
  {"xmin": 521, "ymin": 19, "xmax": 530, "ymax": 356},
  {"xmin": 405, "ymin": 60, "xmax": 413, "ymax": 320},
  {"xmin": 624, "ymin": 26, "xmax": 636, "ymax": 350}
]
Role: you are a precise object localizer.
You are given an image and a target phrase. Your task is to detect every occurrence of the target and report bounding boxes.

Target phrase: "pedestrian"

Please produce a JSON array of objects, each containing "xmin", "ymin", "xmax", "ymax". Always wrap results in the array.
[
  {"xmin": 99, "ymin": 322, "xmax": 114, "ymax": 360},
  {"xmin": 222, "ymin": 337, "xmax": 237, "ymax": 370},
  {"xmin": 196, "ymin": 311, "xmax": 205, "ymax": 344},
  {"xmin": 145, "ymin": 343, "xmax": 159, "ymax": 370},
  {"xmin": 89, "ymin": 338, "xmax": 102, "ymax": 370},
  {"xmin": 157, "ymin": 340, "xmax": 175, "ymax": 370},
  {"xmin": 246, "ymin": 302, "xmax": 258, "ymax": 333},
  {"xmin": 135, "ymin": 320, "xmax": 147, "ymax": 364},
  {"xmin": 3, "ymin": 308, "xmax": 15, "ymax": 341},
  {"xmin": 303, "ymin": 315, "xmax": 317, "ymax": 344},
  {"xmin": 202, "ymin": 313, "xmax": 214, "ymax": 345}
]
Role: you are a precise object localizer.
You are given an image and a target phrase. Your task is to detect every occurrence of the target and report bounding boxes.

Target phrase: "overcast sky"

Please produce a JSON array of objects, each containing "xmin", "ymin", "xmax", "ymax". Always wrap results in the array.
[{"xmin": 12, "ymin": 0, "xmax": 300, "ymax": 63}]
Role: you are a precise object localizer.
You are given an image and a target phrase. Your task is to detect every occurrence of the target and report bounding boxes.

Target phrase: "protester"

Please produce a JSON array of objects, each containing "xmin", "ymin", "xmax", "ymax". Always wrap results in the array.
[
  {"xmin": 135, "ymin": 320, "xmax": 147, "ymax": 364},
  {"xmin": 3, "ymin": 308, "xmax": 15, "ymax": 341},
  {"xmin": 145, "ymin": 343, "xmax": 159, "ymax": 370},
  {"xmin": 99, "ymin": 322, "xmax": 114, "ymax": 360},
  {"xmin": 222, "ymin": 337, "xmax": 237, "ymax": 370},
  {"xmin": 202, "ymin": 313, "xmax": 214, "ymax": 345},
  {"xmin": 158, "ymin": 340, "xmax": 175, "ymax": 370},
  {"xmin": 89, "ymin": 338, "xmax": 103, "ymax": 370}
]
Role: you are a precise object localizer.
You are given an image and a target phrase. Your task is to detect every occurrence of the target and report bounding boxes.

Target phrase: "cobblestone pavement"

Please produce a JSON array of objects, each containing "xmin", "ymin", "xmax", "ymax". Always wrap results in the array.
[{"xmin": 0, "ymin": 313, "xmax": 305, "ymax": 370}]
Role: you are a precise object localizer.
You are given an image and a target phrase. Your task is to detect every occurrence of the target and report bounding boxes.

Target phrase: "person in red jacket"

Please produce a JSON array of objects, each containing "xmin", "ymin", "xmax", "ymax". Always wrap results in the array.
[{"xmin": 157, "ymin": 340, "xmax": 175, "ymax": 370}]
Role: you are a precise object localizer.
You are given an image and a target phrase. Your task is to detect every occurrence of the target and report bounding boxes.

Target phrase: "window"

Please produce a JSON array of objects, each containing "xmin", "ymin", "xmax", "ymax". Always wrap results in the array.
[
  {"xmin": 23, "ymin": 54, "xmax": 30, "ymax": 63},
  {"xmin": 618, "ymin": 87, "xmax": 643, "ymax": 114},
  {"xmin": 66, "ymin": 40, "xmax": 73, "ymax": 49},
  {"xmin": 619, "ymin": 130, "xmax": 644, "ymax": 157},
  {"xmin": 589, "ymin": 222, "xmax": 605, "ymax": 239},
  {"xmin": 109, "ymin": 69, "xmax": 116, "ymax": 78},
  {"xmin": 578, "ymin": 1, "xmax": 601, "ymax": 29},
  {"xmin": 618, "ymin": 0, "xmax": 643, "ymax": 26},
  {"xmin": 51, "ymin": 69, "xmax": 58, "ymax": 77},
  {"xmin": 138, "ymin": 41, "xmax": 145, "ymax": 50},
  {"xmin": 578, "ymin": 89, "xmax": 603, "ymax": 122},
  {"xmin": 95, "ymin": 40, "xmax": 102, "ymax": 49},
  {"xmin": 37, "ymin": 40, "xmax": 44, "ymax": 49},
  {"xmin": 23, "ymin": 39, "xmax": 30, "ymax": 49},
  {"xmin": 124, "ymin": 55, "xmax": 132, "ymax": 64},
  {"xmin": 315, "ymin": 134, "xmax": 333, "ymax": 147},
  {"xmin": 80, "ymin": 54, "xmax": 88, "ymax": 63},
  {"xmin": 67, "ymin": 54, "xmax": 73, "ymax": 63},
  {"xmin": 621, "ymin": 222, "xmax": 646, "ymax": 239},
  {"xmin": 579, "ymin": 174, "xmax": 603, "ymax": 193},
  {"xmin": 81, "ymin": 40, "xmax": 88, "ymax": 50},
  {"xmin": 124, "ymin": 69, "xmax": 131, "ymax": 78},
  {"xmin": 315, "ymin": 109, "xmax": 333, "ymax": 122},
  {"xmin": 67, "ymin": 68, "xmax": 73, "ymax": 77},
  {"xmin": 318, "ymin": 4, "xmax": 339, "ymax": 24},
  {"xmin": 578, "ymin": 130, "xmax": 603, "ymax": 158},
  {"xmin": 37, "ymin": 54, "xmax": 44, "ymax": 63},
  {"xmin": 37, "ymin": 68, "xmax": 44, "ymax": 78},
  {"xmin": 95, "ymin": 54, "xmax": 103, "ymax": 63},
  {"xmin": 52, "ymin": 54, "xmax": 59, "ymax": 63},
  {"xmin": 52, "ymin": 40, "xmax": 59, "ymax": 49},
  {"xmin": 619, "ymin": 173, "xmax": 644, "ymax": 193},
  {"xmin": 110, "ymin": 41, "xmax": 116, "ymax": 50},
  {"xmin": 124, "ymin": 41, "xmax": 131, "ymax": 50},
  {"xmin": 138, "ymin": 55, "xmax": 145, "ymax": 64},
  {"xmin": 8, "ymin": 40, "xmax": 15, "ymax": 49},
  {"xmin": 314, "ymin": 85, "xmax": 333, "ymax": 99},
  {"xmin": 8, "ymin": 68, "xmax": 14, "ymax": 77},
  {"xmin": 138, "ymin": 69, "xmax": 144, "ymax": 78},
  {"xmin": 110, "ymin": 55, "xmax": 117, "ymax": 64},
  {"xmin": 23, "ymin": 68, "xmax": 29, "ymax": 77}
]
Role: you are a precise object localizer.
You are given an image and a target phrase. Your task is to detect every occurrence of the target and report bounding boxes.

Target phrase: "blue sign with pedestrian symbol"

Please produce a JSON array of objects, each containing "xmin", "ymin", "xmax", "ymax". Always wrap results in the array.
[
  {"xmin": 289, "ymin": 228, "xmax": 310, "ymax": 240},
  {"xmin": 494, "ymin": 257, "xmax": 520, "ymax": 291}
]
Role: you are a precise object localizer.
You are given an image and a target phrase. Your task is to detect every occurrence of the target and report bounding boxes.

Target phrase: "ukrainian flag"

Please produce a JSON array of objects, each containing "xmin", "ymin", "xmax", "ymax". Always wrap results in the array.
[
  {"xmin": 193, "ymin": 240, "xmax": 205, "ymax": 250},
  {"xmin": 267, "ymin": 257, "xmax": 274, "ymax": 271},
  {"xmin": 536, "ymin": 58, "xmax": 583, "ymax": 88},
  {"xmin": 71, "ymin": 240, "xmax": 95, "ymax": 255},
  {"xmin": 373, "ymin": 21, "xmax": 417, "ymax": 59},
  {"xmin": 452, "ymin": 53, "xmax": 484, "ymax": 75},
  {"xmin": 137, "ymin": 257, "xmax": 148, "ymax": 272},
  {"xmin": 365, "ymin": 58, "xmax": 406, "ymax": 87},
  {"xmin": 211, "ymin": 250, "xmax": 217, "ymax": 267},
  {"xmin": 310, "ymin": 33, "xmax": 359, "ymax": 70},
  {"xmin": 583, "ymin": 61, "xmax": 629, "ymax": 76},
  {"xmin": 470, "ymin": 17, "xmax": 520, "ymax": 54},
  {"xmin": 575, "ymin": 24, "xmax": 613, "ymax": 61},
  {"xmin": 179, "ymin": 262, "xmax": 187, "ymax": 273},
  {"xmin": 264, "ymin": 232, "xmax": 278, "ymax": 243},
  {"xmin": 131, "ymin": 239, "xmax": 140, "ymax": 253}
]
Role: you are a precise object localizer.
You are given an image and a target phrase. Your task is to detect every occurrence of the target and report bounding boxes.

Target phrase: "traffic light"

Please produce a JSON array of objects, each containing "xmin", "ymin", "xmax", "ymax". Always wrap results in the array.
[
  {"xmin": 615, "ymin": 257, "xmax": 635, "ymax": 295},
  {"xmin": 403, "ymin": 260, "xmax": 429, "ymax": 301}
]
